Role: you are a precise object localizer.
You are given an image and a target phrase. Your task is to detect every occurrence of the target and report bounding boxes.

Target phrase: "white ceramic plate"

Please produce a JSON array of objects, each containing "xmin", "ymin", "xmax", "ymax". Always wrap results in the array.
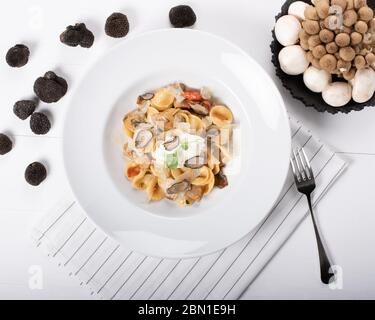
[{"xmin": 63, "ymin": 29, "xmax": 291, "ymax": 259}]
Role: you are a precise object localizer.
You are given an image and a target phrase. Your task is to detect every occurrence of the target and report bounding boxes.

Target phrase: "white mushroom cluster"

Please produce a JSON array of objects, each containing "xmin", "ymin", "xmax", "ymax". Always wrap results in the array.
[{"xmin": 275, "ymin": 0, "xmax": 375, "ymax": 108}]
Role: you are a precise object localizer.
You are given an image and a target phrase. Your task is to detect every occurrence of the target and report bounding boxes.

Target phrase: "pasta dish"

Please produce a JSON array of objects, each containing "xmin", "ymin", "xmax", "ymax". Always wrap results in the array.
[{"xmin": 122, "ymin": 83, "xmax": 234, "ymax": 207}]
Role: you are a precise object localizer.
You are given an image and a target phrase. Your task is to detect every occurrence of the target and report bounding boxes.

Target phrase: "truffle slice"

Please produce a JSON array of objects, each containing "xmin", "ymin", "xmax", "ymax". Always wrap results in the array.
[
  {"xmin": 13, "ymin": 100, "xmax": 37, "ymax": 120},
  {"xmin": 33, "ymin": 71, "xmax": 68, "ymax": 103},
  {"xmin": 6, "ymin": 44, "xmax": 30, "ymax": 68},
  {"xmin": 30, "ymin": 112, "xmax": 51, "ymax": 135},
  {"xmin": 105, "ymin": 13, "xmax": 129, "ymax": 38},
  {"xmin": 60, "ymin": 23, "xmax": 94, "ymax": 48},
  {"xmin": 0, "ymin": 133, "xmax": 12, "ymax": 155},
  {"xmin": 25, "ymin": 162, "xmax": 47, "ymax": 186},
  {"xmin": 169, "ymin": 5, "xmax": 196, "ymax": 28}
]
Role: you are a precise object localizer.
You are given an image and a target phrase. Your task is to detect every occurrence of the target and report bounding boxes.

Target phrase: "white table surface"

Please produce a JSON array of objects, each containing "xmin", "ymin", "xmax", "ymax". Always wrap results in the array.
[{"xmin": 0, "ymin": 0, "xmax": 374, "ymax": 300}]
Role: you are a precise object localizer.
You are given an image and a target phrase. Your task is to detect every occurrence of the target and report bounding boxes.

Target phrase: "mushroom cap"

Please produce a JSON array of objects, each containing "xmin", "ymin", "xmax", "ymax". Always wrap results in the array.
[
  {"xmin": 303, "ymin": 66, "xmax": 332, "ymax": 93},
  {"xmin": 134, "ymin": 129, "xmax": 153, "ymax": 149},
  {"xmin": 164, "ymin": 135, "xmax": 180, "ymax": 151},
  {"xmin": 322, "ymin": 82, "xmax": 352, "ymax": 107},
  {"xmin": 275, "ymin": 15, "xmax": 302, "ymax": 46},
  {"xmin": 279, "ymin": 45, "xmax": 309, "ymax": 75},
  {"xmin": 184, "ymin": 156, "xmax": 206, "ymax": 169},
  {"xmin": 167, "ymin": 180, "xmax": 192, "ymax": 194},
  {"xmin": 352, "ymin": 68, "xmax": 375, "ymax": 103},
  {"xmin": 288, "ymin": 1, "xmax": 309, "ymax": 20}
]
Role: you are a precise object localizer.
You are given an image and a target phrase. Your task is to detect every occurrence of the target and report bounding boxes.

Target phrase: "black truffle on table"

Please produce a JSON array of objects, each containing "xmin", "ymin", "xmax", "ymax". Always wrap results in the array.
[
  {"xmin": 13, "ymin": 100, "xmax": 37, "ymax": 120},
  {"xmin": 33, "ymin": 71, "xmax": 68, "ymax": 103},
  {"xmin": 25, "ymin": 162, "xmax": 47, "ymax": 186},
  {"xmin": 0, "ymin": 133, "xmax": 12, "ymax": 155},
  {"xmin": 6, "ymin": 44, "xmax": 30, "ymax": 68},
  {"xmin": 30, "ymin": 112, "xmax": 51, "ymax": 135},
  {"xmin": 105, "ymin": 13, "xmax": 130, "ymax": 38},
  {"xmin": 169, "ymin": 5, "xmax": 196, "ymax": 28},
  {"xmin": 60, "ymin": 23, "xmax": 95, "ymax": 48}
]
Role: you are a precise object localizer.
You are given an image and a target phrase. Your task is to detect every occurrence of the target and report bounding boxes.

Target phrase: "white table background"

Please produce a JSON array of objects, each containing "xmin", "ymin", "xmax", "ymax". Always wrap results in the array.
[{"xmin": 0, "ymin": 0, "xmax": 374, "ymax": 300}]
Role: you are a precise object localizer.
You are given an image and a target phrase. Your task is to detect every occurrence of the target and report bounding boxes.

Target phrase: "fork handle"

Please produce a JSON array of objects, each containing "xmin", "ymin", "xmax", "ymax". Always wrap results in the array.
[{"xmin": 306, "ymin": 194, "xmax": 333, "ymax": 285}]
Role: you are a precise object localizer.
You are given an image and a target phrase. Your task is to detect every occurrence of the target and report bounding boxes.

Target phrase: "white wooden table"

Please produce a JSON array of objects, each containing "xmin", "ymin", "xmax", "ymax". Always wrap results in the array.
[{"xmin": 0, "ymin": 0, "xmax": 374, "ymax": 300}]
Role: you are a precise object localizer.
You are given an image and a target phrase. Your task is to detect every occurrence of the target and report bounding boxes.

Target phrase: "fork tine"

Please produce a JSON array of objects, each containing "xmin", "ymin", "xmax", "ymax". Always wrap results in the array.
[
  {"xmin": 292, "ymin": 149, "xmax": 302, "ymax": 177},
  {"xmin": 297, "ymin": 147, "xmax": 310, "ymax": 180},
  {"xmin": 291, "ymin": 149, "xmax": 303, "ymax": 182},
  {"xmin": 301, "ymin": 148, "xmax": 311, "ymax": 169},
  {"xmin": 301, "ymin": 147, "xmax": 314, "ymax": 179},
  {"xmin": 290, "ymin": 157, "xmax": 299, "ymax": 182},
  {"xmin": 294, "ymin": 148, "xmax": 306, "ymax": 181}
]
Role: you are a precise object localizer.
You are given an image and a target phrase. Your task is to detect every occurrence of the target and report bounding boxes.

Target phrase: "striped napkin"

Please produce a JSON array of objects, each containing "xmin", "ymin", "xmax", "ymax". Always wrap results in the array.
[{"xmin": 31, "ymin": 118, "xmax": 347, "ymax": 300}]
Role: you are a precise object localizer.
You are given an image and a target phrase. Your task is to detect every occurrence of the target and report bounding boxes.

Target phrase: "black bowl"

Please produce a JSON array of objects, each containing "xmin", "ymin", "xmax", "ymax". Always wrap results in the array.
[{"xmin": 271, "ymin": 0, "xmax": 375, "ymax": 114}]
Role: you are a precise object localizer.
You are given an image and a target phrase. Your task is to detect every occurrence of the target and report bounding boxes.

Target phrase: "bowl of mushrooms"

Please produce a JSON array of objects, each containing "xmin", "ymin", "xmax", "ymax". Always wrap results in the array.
[{"xmin": 271, "ymin": 0, "xmax": 375, "ymax": 114}]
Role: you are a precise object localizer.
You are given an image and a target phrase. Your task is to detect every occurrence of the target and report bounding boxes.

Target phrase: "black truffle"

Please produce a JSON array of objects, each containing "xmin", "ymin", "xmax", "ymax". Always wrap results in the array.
[
  {"xmin": 13, "ymin": 100, "xmax": 37, "ymax": 120},
  {"xmin": 80, "ymin": 29, "xmax": 95, "ymax": 48},
  {"xmin": 0, "ymin": 133, "xmax": 12, "ymax": 155},
  {"xmin": 60, "ymin": 23, "xmax": 95, "ymax": 48},
  {"xmin": 25, "ymin": 162, "xmax": 47, "ymax": 186},
  {"xmin": 6, "ymin": 44, "xmax": 30, "ymax": 68},
  {"xmin": 105, "ymin": 13, "xmax": 129, "ymax": 38},
  {"xmin": 169, "ymin": 5, "xmax": 196, "ymax": 28},
  {"xmin": 33, "ymin": 71, "xmax": 68, "ymax": 103},
  {"xmin": 30, "ymin": 112, "xmax": 51, "ymax": 135}
]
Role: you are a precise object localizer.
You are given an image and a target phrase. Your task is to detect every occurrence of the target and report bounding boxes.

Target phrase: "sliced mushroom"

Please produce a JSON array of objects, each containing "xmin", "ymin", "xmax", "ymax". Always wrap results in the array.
[
  {"xmin": 137, "ymin": 93, "xmax": 154, "ymax": 104},
  {"xmin": 206, "ymin": 126, "xmax": 220, "ymax": 137},
  {"xmin": 184, "ymin": 156, "xmax": 206, "ymax": 169},
  {"xmin": 190, "ymin": 103, "xmax": 209, "ymax": 116},
  {"xmin": 214, "ymin": 170, "xmax": 228, "ymax": 189},
  {"xmin": 186, "ymin": 185, "xmax": 203, "ymax": 201},
  {"xmin": 134, "ymin": 129, "xmax": 153, "ymax": 149},
  {"xmin": 167, "ymin": 180, "xmax": 191, "ymax": 194},
  {"xmin": 164, "ymin": 136, "xmax": 180, "ymax": 151},
  {"xmin": 141, "ymin": 92, "xmax": 154, "ymax": 100}
]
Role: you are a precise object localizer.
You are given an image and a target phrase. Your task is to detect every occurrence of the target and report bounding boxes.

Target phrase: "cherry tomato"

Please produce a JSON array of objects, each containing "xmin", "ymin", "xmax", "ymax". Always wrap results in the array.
[
  {"xmin": 127, "ymin": 166, "xmax": 141, "ymax": 178},
  {"xmin": 182, "ymin": 91, "xmax": 202, "ymax": 101}
]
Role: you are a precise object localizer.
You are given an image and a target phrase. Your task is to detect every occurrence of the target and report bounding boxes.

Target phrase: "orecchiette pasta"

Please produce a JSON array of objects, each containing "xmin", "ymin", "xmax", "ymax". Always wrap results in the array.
[
  {"xmin": 192, "ymin": 166, "xmax": 211, "ymax": 186},
  {"xmin": 210, "ymin": 105, "xmax": 233, "ymax": 128},
  {"xmin": 188, "ymin": 114, "xmax": 205, "ymax": 131},
  {"xmin": 170, "ymin": 168, "xmax": 185, "ymax": 180},
  {"xmin": 203, "ymin": 169, "xmax": 215, "ymax": 196},
  {"xmin": 147, "ymin": 106, "xmax": 159, "ymax": 124},
  {"xmin": 151, "ymin": 88, "xmax": 175, "ymax": 111},
  {"xmin": 122, "ymin": 83, "xmax": 233, "ymax": 207},
  {"xmin": 146, "ymin": 176, "xmax": 165, "ymax": 201},
  {"xmin": 123, "ymin": 111, "xmax": 146, "ymax": 138},
  {"xmin": 212, "ymin": 163, "xmax": 221, "ymax": 175},
  {"xmin": 133, "ymin": 173, "xmax": 153, "ymax": 190}
]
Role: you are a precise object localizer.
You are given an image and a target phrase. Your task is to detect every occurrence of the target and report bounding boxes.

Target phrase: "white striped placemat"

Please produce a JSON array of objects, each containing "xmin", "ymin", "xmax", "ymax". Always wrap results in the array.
[{"xmin": 31, "ymin": 118, "xmax": 347, "ymax": 300}]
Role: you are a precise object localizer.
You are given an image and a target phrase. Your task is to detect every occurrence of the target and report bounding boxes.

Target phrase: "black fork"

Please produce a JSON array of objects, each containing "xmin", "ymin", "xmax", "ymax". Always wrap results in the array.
[{"xmin": 290, "ymin": 147, "xmax": 333, "ymax": 285}]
